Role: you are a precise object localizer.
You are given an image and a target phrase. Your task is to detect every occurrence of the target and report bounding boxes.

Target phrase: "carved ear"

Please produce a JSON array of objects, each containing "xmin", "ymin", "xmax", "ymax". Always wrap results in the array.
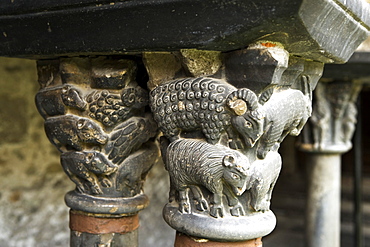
[
  {"xmin": 223, "ymin": 155, "xmax": 236, "ymax": 168},
  {"xmin": 62, "ymin": 85, "xmax": 71, "ymax": 94},
  {"xmin": 85, "ymin": 152, "xmax": 94, "ymax": 163},
  {"xmin": 77, "ymin": 119, "xmax": 85, "ymax": 130},
  {"xmin": 228, "ymin": 99, "xmax": 247, "ymax": 116}
]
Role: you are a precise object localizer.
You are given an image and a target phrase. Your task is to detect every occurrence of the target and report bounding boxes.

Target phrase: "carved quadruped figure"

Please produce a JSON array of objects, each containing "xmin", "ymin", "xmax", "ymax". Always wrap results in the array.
[
  {"xmin": 61, "ymin": 151, "xmax": 117, "ymax": 194},
  {"xmin": 257, "ymin": 76, "xmax": 312, "ymax": 159},
  {"xmin": 309, "ymin": 82, "xmax": 330, "ymax": 150},
  {"xmin": 164, "ymin": 138, "xmax": 250, "ymax": 218},
  {"xmin": 150, "ymin": 77, "xmax": 264, "ymax": 148},
  {"xmin": 246, "ymin": 152, "xmax": 282, "ymax": 212},
  {"xmin": 37, "ymin": 57, "xmax": 159, "ymax": 216},
  {"xmin": 301, "ymin": 80, "xmax": 362, "ymax": 152},
  {"xmin": 147, "ymin": 46, "xmax": 321, "ymax": 242},
  {"xmin": 44, "ymin": 115, "xmax": 108, "ymax": 152},
  {"xmin": 36, "ymin": 84, "xmax": 87, "ymax": 119}
]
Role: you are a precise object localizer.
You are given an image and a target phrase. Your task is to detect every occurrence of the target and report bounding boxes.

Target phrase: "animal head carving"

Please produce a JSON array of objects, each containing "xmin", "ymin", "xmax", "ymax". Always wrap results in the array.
[
  {"xmin": 228, "ymin": 99, "xmax": 247, "ymax": 116},
  {"xmin": 227, "ymin": 88, "xmax": 259, "ymax": 114},
  {"xmin": 61, "ymin": 85, "xmax": 87, "ymax": 110},
  {"xmin": 84, "ymin": 151, "xmax": 117, "ymax": 174},
  {"xmin": 226, "ymin": 88, "xmax": 265, "ymax": 148},
  {"xmin": 222, "ymin": 154, "xmax": 249, "ymax": 196},
  {"xmin": 76, "ymin": 118, "xmax": 108, "ymax": 145}
]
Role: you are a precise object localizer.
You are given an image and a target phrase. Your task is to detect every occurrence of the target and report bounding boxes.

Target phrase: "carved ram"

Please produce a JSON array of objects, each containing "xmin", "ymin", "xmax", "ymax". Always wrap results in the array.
[
  {"xmin": 257, "ymin": 76, "xmax": 312, "ymax": 159},
  {"xmin": 150, "ymin": 77, "xmax": 264, "ymax": 148}
]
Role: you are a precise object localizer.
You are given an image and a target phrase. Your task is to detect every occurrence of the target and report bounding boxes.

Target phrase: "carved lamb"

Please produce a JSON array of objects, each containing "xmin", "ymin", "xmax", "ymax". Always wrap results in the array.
[{"xmin": 164, "ymin": 138, "xmax": 251, "ymax": 218}]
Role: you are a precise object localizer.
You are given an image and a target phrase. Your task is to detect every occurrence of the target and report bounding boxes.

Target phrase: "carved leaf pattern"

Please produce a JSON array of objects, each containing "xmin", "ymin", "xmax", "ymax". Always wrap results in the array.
[{"xmin": 104, "ymin": 115, "xmax": 158, "ymax": 165}]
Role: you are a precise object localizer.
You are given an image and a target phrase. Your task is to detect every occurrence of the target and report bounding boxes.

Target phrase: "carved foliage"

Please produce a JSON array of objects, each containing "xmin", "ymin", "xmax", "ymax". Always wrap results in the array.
[{"xmin": 36, "ymin": 57, "xmax": 158, "ymax": 200}]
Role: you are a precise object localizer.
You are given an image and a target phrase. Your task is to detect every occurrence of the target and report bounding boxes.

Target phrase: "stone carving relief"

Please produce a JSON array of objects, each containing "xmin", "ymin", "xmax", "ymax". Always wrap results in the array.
[
  {"xmin": 35, "ymin": 57, "xmax": 159, "ymax": 215},
  {"xmin": 300, "ymin": 80, "xmax": 362, "ymax": 153},
  {"xmin": 147, "ymin": 43, "xmax": 323, "ymax": 241}
]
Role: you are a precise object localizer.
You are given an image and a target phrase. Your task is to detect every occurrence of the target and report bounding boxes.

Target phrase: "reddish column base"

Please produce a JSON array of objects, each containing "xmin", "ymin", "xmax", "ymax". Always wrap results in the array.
[
  {"xmin": 174, "ymin": 232, "xmax": 263, "ymax": 247},
  {"xmin": 69, "ymin": 210, "xmax": 139, "ymax": 234}
]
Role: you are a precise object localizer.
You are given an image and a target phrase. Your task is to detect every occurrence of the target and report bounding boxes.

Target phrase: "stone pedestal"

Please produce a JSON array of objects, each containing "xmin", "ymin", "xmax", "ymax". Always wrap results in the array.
[{"xmin": 174, "ymin": 233, "xmax": 262, "ymax": 247}]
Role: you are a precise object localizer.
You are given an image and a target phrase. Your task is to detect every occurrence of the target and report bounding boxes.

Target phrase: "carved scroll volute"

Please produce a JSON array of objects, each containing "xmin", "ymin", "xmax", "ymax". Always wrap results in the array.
[
  {"xmin": 36, "ymin": 57, "xmax": 159, "ymax": 215},
  {"xmin": 147, "ymin": 43, "xmax": 320, "ymax": 242}
]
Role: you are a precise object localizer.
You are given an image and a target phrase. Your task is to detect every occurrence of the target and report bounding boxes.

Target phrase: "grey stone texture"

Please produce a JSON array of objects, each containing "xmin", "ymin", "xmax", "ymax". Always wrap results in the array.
[
  {"xmin": 0, "ymin": 57, "xmax": 174, "ymax": 247},
  {"xmin": 0, "ymin": 57, "xmax": 72, "ymax": 247}
]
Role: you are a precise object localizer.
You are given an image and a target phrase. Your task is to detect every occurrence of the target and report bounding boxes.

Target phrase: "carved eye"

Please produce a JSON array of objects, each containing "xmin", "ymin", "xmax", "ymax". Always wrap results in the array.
[
  {"xmin": 244, "ymin": 121, "xmax": 252, "ymax": 128},
  {"xmin": 232, "ymin": 173, "xmax": 240, "ymax": 180}
]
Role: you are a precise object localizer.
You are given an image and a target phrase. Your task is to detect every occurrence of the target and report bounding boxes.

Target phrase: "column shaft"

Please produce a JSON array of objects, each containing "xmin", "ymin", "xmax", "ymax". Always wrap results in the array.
[{"xmin": 306, "ymin": 154, "xmax": 341, "ymax": 247}]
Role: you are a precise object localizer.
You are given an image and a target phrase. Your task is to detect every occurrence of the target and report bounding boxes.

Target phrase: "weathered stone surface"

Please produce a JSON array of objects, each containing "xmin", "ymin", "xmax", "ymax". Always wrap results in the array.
[
  {"xmin": 0, "ymin": 0, "xmax": 369, "ymax": 63},
  {"xmin": 0, "ymin": 57, "xmax": 174, "ymax": 247},
  {"xmin": 0, "ymin": 57, "xmax": 72, "ymax": 247}
]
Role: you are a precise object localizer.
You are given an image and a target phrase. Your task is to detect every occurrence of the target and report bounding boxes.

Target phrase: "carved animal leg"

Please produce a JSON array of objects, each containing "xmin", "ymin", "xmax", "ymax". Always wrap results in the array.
[
  {"xmin": 257, "ymin": 123, "xmax": 273, "ymax": 159},
  {"xmin": 249, "ymin": 177, "xmax": 268, "ymax": 212},
  {"xmin": 168, "ymin": 177, "xmax": 177, "ymax": 203},
  {"xmin": 189, "ymin": 185, "xmax": 208, "ymax": 211},
  {"xmin": 99, "ymin": 176, "xmax": 113, "ymax": 188},
  {"xmin": 224, "ymin": 185, "xmax": 245, "ymax": 216},
  {"xmin": 68, "ymin": 172, "xmax": 87, "ymax": 194},
  {"xmin": 61, "ymin": 162, "xmax": 87, "ymax": 193},
  {"xmin": 79, "ymin": 171, "xmax": 103, "ymax": 195},
  {"xmin": 210, "ymin": 192, "xmax": 224, "ymax": 218},
  {"xmin": 178, "ymin": 188, "xmax": 191, "ymax": 214}
]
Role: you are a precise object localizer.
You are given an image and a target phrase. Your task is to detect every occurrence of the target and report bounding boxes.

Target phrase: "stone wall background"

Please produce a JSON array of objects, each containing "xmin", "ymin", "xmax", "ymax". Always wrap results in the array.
[{"xmin": 0, "ymin": 57, "xmax": 173, "ymax": 247}]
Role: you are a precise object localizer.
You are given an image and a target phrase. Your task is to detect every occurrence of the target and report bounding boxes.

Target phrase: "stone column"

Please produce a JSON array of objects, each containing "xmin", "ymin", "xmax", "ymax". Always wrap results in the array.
[
  {"xmin": 35, "ymin": 57, "xmax": 159, "ymax": 247},
  {"xmin": 299, "ymin": 80, "xmax": 362, "ymax": 247},
  {"xmin": 145, "ymin": 42, "xmax": 323, "ymax": 246}
]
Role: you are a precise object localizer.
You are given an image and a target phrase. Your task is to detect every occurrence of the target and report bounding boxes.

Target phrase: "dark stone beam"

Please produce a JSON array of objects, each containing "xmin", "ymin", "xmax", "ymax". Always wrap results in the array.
[{"xmin": 0, "ymin": 0, "xmax": 369, "ymax": 62}]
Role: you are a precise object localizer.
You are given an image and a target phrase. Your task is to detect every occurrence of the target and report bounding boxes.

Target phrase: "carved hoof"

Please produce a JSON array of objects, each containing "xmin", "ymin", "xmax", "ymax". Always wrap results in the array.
[
  {"xmin": 179, "ymin": 202, "xmax": 191, "ymax": 214},
  {"xmin": 210, "ymin": 205, "xmax": 224, "ymax": 218},
  {"xmin": 91, "ymin": 185, "xmax": 103, "ymax": 195},
  {"xmin": 100, "ymin": 178, "xmax": 112, "ymax": 188},
  {"xmin": 230, "ymin": 204, "xmax": 245, "ymax": 217},
  {"xmin": 257, "ymin": 149, "xmax": 268, "ymax": 159},
  {"xmin": 252, "ymin": 200, "xmax": 270, "ymax": 212},
  {"xmin": 195, "ymin": 199, "xmax": 208, "ymax": 211},
  {"xmin": 76, "ymin": 185, "xmax": 87, "ymax": 194},
  {"xmin": 290, "ymin": 128, "xmax": 300, "ymax": 136}
]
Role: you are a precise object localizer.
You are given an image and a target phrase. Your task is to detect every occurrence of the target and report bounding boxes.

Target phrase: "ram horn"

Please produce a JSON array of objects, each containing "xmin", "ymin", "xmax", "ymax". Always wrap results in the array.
[{"xmin": 227, "ymin": 88, "xmax": 259, "ymax": 115}]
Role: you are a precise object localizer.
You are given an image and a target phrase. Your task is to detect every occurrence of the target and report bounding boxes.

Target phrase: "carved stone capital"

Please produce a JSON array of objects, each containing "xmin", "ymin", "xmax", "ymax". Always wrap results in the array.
[
  {"xmin": 299, "ymin": 80, "xmax": 362, "ymax": 153},
  {"xmin": 146, "ymin": 43, "xmax": 324, "ymax": 242},
  {"xmin": 35, "ymin": 57, "xmax": 159, "ymax": 215}
]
